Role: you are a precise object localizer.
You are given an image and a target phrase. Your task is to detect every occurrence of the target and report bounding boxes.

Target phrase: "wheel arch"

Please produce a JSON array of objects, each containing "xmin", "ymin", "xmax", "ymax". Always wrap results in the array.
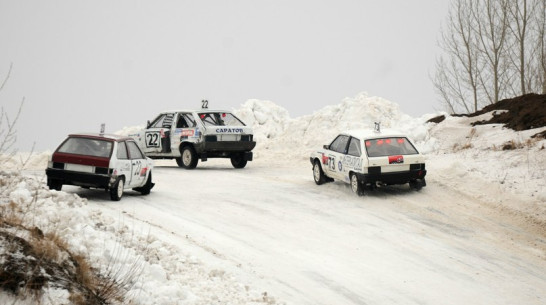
[{"xmin": 179, "ymin": 141, "xmax": 195, "ymax": 153}]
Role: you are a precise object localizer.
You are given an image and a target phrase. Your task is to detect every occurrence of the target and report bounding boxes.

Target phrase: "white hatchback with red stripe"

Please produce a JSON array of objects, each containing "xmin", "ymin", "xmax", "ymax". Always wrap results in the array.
[
  {"xmin": 310, "ymin": 129, "xmax": 427, "ymax": 195},
  {"xmin": 46, "ymin": 133, "xmax": 154, "ymax": 201}
]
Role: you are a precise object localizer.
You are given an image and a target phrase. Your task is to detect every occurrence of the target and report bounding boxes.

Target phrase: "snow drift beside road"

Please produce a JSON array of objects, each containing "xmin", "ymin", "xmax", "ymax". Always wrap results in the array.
[{"xmin": 234, "ymin": 92, "xmax": 437, "ymax": 160}]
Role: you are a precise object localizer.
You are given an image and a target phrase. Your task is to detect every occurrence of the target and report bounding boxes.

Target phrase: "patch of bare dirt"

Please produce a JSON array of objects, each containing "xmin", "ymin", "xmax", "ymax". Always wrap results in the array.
[{"xmin": 427, "ymin": 93, "xmax": 546, "ymax": 138}]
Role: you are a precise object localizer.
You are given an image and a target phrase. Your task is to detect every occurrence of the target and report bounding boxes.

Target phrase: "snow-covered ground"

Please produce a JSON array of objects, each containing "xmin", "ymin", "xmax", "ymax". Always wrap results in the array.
[{"xmin": 2, "ymin": 93, "xmax": 546, "ymax": 304}]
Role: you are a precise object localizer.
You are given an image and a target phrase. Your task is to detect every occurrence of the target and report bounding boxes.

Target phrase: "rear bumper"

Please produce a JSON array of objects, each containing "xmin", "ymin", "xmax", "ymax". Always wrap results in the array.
[
  {"xmin": 356, "ymin": 167, "xmax": 427, "ymax": 185},
  {"xmin": 46, "ymin": 168, "xmax": 112, "ymax": 189}
]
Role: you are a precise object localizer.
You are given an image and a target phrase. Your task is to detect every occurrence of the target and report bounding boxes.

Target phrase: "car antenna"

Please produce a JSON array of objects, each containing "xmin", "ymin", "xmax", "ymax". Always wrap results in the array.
[
  {"xmin": 100, "ymin": 123, "xmax": 105, "ymax": 136},
  {"xmin": 201, "ymin": 99, "xmax": 209, "ymax": 109},
  {"xmin": 374, "ymin": 122, "xmax": 381, "ymax": 133}
]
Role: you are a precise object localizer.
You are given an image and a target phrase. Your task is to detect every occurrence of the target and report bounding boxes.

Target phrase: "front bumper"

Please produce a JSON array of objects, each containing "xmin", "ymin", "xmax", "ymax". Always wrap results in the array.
[
  {"xmin": 194, "ymin": 140, "xmax": 256, "ymax": 160},
  {"xmin": 46, "ymin": 168, "xmax": 112, "ymax": 189},
  {"xmin": 196, "ymin": 140, "xmax": 256, "ymax": 152}
]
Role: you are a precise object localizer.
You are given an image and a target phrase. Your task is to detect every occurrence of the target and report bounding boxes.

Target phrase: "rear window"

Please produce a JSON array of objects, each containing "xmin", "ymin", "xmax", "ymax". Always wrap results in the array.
[
  {"xmin": 57, "ymin": 137, "xmax": 113, "ymax": 158},
  {"xmin": 198, "ymin": 112, "xmax": 245, "ymax": 126},
  {"xmin": 365, "ymin": 137, "xmax": 418, "ymax": 157}
]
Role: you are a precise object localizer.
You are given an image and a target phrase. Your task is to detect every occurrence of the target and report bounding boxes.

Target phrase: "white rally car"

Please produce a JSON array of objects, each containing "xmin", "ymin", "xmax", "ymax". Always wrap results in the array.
[
  {"xmin": 46, "ymin": 133, "xmax": 154, "ymax": 201},
  {"xmin": 129, "ymin": 109, "xmax": 256, "ymax": 169},
  {"xmin": 310, "ymin": 129, "xmax": 427, "ymax": 195}
]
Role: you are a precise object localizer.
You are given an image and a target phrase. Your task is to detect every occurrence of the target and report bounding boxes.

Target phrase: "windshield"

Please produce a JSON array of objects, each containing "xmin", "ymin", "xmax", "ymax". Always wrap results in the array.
[
  {"xmin": 57, "ymin": 137, "xmax": 113, "ymax": 158},
  {"xmin": 198, "ymin": 112, "xmax": 245, "ymax": 127},
  {"xmin": 365, "ymin": 137, "xmax": 418, "ymax": 157}
]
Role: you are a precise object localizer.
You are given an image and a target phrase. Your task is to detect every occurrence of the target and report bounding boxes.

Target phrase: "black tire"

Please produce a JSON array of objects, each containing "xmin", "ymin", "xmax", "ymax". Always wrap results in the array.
[
  {"xmin": 139, "ymin": 172, "xmax": 153, "ymax": 195},
  {"xmin": 181, "ymin": 146, "xmax": 198, "ymax": 169},
  {"xmin": 313, "ymin": 160, "xmax": 327, "ymax": 185},
  {"xmin": 175, "ymin": 157, "xmax": 184, "ymax": 168},
  {"xmin": 410, "ymin": 179, "xmax": 423, "ymax": 191},
  {"xmin": 350, "ymin": 173, "xmax": 364, "ymax": 196},
  {"xmin": 47, "ymin": 178, "xmax": 62, "ymax": 191},
  {"xmin": 110, "ymin": 177, "xmax": 125, "ymax": 201},
  {"xmin": 231, "ymin": 154, "xmax": 248, "ymax": 169}
]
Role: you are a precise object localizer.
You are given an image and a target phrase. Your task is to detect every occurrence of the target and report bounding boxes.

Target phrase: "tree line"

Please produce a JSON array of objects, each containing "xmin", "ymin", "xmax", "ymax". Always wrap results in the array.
[{"xmin": 434, "ymin": 0, "xmax": 546, "ymax": 113}]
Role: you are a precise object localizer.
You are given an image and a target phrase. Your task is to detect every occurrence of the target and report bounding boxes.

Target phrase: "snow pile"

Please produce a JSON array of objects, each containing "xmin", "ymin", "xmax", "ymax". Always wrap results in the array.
[
  {"xmin": 235, "ymin": 92, "xmax": 436, "ymax": 160},
  {"xmin": 0, "ymin": 172, "xmax": 278, "ymax": 305},
  {"xmin": 0, "ymin": 151, "xmax": 50, "ymax": 172},
  {"xmin": 425, "ymin": 113, "xmax": 546, "ymax": 205}
]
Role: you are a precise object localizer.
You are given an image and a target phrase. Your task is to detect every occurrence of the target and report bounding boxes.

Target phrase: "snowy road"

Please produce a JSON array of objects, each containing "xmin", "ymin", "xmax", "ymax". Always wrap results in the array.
[{"xmin": 69, "ymin": 159, "xmax": 546, "ymax": 305}]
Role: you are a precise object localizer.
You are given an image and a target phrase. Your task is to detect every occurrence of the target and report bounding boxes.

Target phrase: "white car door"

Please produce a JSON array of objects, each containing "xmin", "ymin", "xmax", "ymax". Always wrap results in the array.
[
  {"xmin": 324, "ymin": 135, "xmax": 350, "ymax": 180},
  {"xmin": 126, "ymin": 141, "xmax": 148, "ymax": 187},
  {"xmin": 144, "ymin": 113, "xmax": 175, "ymax": 154},
  {"xmin": 115, "ymin": 141, "xmax": 133, "ymax": 186}
]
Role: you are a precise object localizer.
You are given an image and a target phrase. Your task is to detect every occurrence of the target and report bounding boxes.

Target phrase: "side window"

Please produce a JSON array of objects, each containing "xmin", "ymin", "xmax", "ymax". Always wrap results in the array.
[
  {"xmin": 347, "ymin": 137, "xmax": 362, "ymax": 157},
  {"xmin": 117, "ymin": 141, "xmax": 128, "ymax": 159},
  {"xmin": 183, "ymin": 113, "xmax": 197, "ymax": 127},
  {"xmin": 150, "ymin": 114, "xmax": 166, "ymax": 128},
  {"xmin": 126, "ymin": 141, "xmax": 145, "ymax": 159},
  {"xmin": 176, "ymin": 115, "xmax": 188, "ymax": 128},
  {"xmin": 330, "ymin": 135, "xmax": 350, "ymax": 154},
  {"xmin": 150, "ymin": 113, "xmax": 175, "ymax": 128}
]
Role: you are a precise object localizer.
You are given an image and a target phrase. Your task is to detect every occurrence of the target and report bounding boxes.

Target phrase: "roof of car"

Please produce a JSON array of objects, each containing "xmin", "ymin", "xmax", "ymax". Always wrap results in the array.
[
  {"xmin": 342, "ymin": 129, "xmax": 410, "ymax": 140},
  {"xmin": 159, "ymin": 109, "xmax": 233, "ymax": 114},
  {"xmin": 68, "ymin": 133, "xmax": 133, "ymax": 142}
]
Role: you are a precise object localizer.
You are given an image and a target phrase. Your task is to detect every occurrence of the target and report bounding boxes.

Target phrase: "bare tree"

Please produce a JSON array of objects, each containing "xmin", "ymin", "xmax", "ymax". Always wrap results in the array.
[
  {"xmin": 0, "ymin": 63, "xmax": 26, "ymax": 164},
  {"xmin": 473, "ymin": 0, "xmax": 510, "ymax": 105},
  {"xmin": 433, "ymin": 0, "xmax": 482, "ymax": 113},
  {"xmin": 536, "ymin": 0, "xmax": 546, "ymax": 93},
  {"xmin": 505, "ymin": 0, "xmax": 541, "ymax": 95},
  {"xmin": 434, "ymin": 0, "xmax": 546, "ymax": 113}
]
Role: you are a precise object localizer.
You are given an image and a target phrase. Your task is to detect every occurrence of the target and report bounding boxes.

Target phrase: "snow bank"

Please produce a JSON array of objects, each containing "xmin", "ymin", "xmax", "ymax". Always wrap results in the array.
[
  {"xmin": 234, "ymin": 92, "xmax": 436, "ymax": 160},
  {"xmin": 425, "ymin": 112, "xmax": 546, "ymax": 205},
  {"xmin": 0, "ymin": 172, "xmax": 277, "ymax": 304}
]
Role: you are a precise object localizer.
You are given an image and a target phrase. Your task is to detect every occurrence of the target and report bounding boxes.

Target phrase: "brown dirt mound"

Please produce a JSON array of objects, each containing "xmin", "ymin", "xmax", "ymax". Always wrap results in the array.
[
  {"xmin": 427, "ymin": 93, "xmax": 546, "ymax": 138},
  {"xmin": 470, "ymin": 93, "xmax": 546, "ymax": 132}
]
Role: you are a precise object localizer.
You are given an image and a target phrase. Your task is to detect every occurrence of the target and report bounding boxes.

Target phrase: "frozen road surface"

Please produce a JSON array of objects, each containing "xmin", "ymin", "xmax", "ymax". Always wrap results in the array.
[{"xmin": 71, "ymin": 159, "xmax": 546, "ymax": 305}]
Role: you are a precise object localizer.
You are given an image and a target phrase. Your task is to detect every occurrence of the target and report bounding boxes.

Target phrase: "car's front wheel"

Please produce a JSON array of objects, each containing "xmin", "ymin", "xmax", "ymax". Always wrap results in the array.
[
  {"xmin": 231, "ymin": 153, "xmax": 248, "ymax": 169},
  {"xmin": 175, "ymin": 157, "xmax": 184, "ymax": 168},
  {"xmin": 313, "ymin": 160, "xmax": 328, "ymax": 185},
  {"xmin": 110, "ymin": 177, "xmax": 125, "ymax": 201},
  {"xmin": 350, "ymin": 173, "xmax": 363, "ymax": 196},
  {"xmin": 181, "ymin": 146, "xmax": 198, "ymax": 169}
]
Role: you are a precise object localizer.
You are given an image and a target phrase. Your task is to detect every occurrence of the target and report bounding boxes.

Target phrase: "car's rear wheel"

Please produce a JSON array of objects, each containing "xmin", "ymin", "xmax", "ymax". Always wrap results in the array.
[
  {"xmin": 110, "ymin": 177, "xmax": 125, "ymax": 201},
  {"xmin": 409, "ymin": 179, "xmax": 424, "ymax": 191},
  {"xmin": 231, "ymin": 153, "xmax": 248, "ymax": 168},
  {"xmin": 181, "ymin": 146, "xmax": 198, "ymax": 169},
  {"xmin": 139, "ymin": 172, "xmax": 154, "ymax": 195},
  {"xmin": 313, "ymin": 161, "xmax": 327, "ymax": 185},
  {"xmin": 350, "ymin": 173, "xmax": 363, "ymax": 196},
  {"xmin": 47, "ymin": 178, "xmax": 62, "ymax": 191},
  {"xmin": 175, "ymin": 157, "xmax": 184, "ymax": 168}
]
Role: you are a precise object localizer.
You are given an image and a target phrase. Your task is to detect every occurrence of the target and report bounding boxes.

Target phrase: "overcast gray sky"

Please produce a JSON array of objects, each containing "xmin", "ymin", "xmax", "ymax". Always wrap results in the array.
[{"xmin": 1, "ymin": 0, "xmax": 450, "ymax": 152}]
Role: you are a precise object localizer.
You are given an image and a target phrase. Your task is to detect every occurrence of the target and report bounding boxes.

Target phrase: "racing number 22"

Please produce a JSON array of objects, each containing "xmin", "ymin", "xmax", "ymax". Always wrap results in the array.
[{"xmin": 145, "ymin": 132, "xmax": 160, "ymax": 148}]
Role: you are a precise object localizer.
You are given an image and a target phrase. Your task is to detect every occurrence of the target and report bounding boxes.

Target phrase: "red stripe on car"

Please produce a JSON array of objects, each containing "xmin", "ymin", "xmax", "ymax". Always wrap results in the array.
[{"xmin": 52, "ymin": 152, "xmax": 110, "ymax": 168}]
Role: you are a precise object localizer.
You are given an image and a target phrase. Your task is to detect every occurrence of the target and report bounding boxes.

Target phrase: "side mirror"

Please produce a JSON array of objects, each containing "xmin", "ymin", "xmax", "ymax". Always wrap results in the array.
[
  {"xmin": 323, "ymin": 144, "xmax": 330, "ymax": 150},
  {"xmin": 146, "ymin": 120, "xmax": 151, "ymax": 129}
]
